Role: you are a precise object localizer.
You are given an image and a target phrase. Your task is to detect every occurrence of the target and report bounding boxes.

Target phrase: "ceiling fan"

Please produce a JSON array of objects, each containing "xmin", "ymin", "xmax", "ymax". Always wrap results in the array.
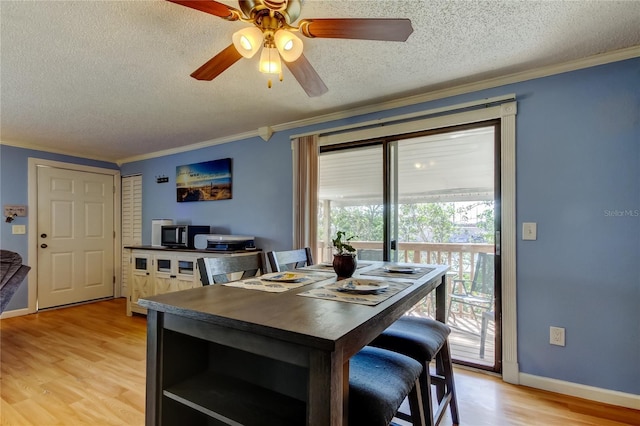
[{"xmin": 167, "ymin": 0, "xmax": 413, "ymax": 97}]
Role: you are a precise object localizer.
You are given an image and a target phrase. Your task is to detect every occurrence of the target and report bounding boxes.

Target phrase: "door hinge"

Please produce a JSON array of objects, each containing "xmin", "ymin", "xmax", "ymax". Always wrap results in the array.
[{"xmin": 113, "ymin": 276, "xmax": 116, "ymax": 284}]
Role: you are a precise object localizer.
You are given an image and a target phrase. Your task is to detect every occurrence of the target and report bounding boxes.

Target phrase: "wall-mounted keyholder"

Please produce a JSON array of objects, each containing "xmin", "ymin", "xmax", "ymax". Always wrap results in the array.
[{"xmin": 4, "ymin": 205, "xmax": 27, "ymax": 223}]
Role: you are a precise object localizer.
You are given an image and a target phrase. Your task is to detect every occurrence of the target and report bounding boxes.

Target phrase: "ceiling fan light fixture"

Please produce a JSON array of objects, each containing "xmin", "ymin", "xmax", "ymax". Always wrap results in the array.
[
  {"xmin": 259, "ymin": 46, "xmax": 282, "ymax": 74},
  {"xmin": 232, "ymin": 27, "xmax": 264, "ymax": 58},
  {"xmin": 274, "ymin": 30, "xmax": 303, "ymax": 62}
]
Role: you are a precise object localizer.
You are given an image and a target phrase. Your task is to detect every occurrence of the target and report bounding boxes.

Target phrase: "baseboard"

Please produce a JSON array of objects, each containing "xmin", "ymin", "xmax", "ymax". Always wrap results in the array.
[
  {"xmin": 0, "ymin": 306, "xmax": 32, "ymax": 319},
  {"xmin": 520, "ymin": 373, "xmax": 640, "ymax": 410}
]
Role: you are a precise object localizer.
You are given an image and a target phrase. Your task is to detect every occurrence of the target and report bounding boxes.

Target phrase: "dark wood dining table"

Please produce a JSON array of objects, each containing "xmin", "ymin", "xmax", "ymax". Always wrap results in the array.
[{"xmin": 139, "ymin": 261, "xmax": 449, "ymax": 426}]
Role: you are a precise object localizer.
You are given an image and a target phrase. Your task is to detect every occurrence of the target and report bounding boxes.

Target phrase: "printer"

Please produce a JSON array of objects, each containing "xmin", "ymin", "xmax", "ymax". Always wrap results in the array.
[{"xmin": 194, "ymin": 234, "xmax": 256, "ymax": 251}]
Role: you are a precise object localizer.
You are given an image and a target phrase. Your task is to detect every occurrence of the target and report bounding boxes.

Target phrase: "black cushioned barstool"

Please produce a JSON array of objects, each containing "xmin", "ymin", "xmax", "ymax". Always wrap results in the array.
[
  {"xmin": 371, "ymin": 317, "xmax": 459, "ymax": 426},
  {"xmin": 349, "ymin": 346, "xmax": 426, "ymax": 426}
]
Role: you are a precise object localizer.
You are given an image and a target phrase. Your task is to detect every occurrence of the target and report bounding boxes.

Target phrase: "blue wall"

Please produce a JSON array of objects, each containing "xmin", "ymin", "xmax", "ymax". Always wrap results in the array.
[
  {"xmin": 123, "ymin": 58, "xmax": 639, "ymax": 396},
  {"xmin": 514, "ymin": 63, "xmax": 639, "ymax": 393},
  {"xmin": 3, "ymin": 58, "xmax": 639, "ymax": 396},
  {"xmin": 0, "ymin": 145, "xmax": 118, "ymax": 310},
  {"xmin": 120, "ymin": 136, "xmax": 295, "ymax": 251}
]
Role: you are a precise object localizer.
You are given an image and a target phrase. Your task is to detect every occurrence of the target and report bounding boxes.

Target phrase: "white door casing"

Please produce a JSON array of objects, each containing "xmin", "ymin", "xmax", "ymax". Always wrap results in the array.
[
  {"xmin": 314, "ymin": 97, "xmax": 518, "ymax": 383},
  {"xmin": 26, "ymin": 158, "xmax": 121, "ymax": 314}
]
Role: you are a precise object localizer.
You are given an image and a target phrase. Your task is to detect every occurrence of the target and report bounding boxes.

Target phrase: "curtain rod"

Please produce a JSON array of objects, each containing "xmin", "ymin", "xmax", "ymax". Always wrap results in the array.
[{"xmin": 290, "ymin": 94, "xmax": 516, "ymax": 140}]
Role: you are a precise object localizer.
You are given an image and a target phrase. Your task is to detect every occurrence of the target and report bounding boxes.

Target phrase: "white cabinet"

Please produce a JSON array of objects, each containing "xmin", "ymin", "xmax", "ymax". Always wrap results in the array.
[
  {"xmin": 126, "ymin": 248, "xmax": 254, "ymax": 315},
  {"xmin": 154, "ymin": 254, "xmax": 198, "ymax": 295}
]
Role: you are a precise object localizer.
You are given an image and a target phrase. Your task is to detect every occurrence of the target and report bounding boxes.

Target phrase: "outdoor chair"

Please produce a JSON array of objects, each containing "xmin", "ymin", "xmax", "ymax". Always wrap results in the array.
[
  {"xmin": 266, "ymin": 248, "xmax": 313, "ymax": 272},
  {"xmin": 1, "ymin": 250, "xmax": 31, "ymax": 314},
  {"xmin": 197, "ymin": 253, "xmax": 264, "ymax": 285},
  {"xmin": 357, "ymin": 249, "xmax": 383, "ymax": 261},
  {"xmin": 447, "ymin": 252, "xmax": 495, "ymax": 325},
  {"xmin": 480, "ymin": 310, "xmax": 495, "ymax": 359}
]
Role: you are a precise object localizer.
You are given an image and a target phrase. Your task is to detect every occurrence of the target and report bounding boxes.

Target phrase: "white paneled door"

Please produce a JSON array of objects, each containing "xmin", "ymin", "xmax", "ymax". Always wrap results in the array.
[{"xmin": 37, "ymin": 166, "xmax": 115, "ymax": 309}]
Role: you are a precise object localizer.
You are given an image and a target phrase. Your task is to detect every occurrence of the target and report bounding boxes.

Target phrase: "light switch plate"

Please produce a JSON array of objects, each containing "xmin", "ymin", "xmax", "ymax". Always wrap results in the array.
[
  {"xmin": 12, "ymin": 225, "xmax": 26, "ymax": 234},
  {"xmin": 522, "ymin": 222, "xmax": 537, "ymax": 240}
]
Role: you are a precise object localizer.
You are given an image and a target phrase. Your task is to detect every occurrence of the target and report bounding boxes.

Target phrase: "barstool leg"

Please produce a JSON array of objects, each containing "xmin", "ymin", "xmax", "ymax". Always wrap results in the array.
[
  {"xmin": 421, "ymin": 367, "xmax": 436, "ymax": 426},
  {"xmin": 408, "ymin": 378, "xmax": 426, "ymax": 426},
  {"xmin": 440, "ymin": 341, "xmax": 459, "ymax": 424}
]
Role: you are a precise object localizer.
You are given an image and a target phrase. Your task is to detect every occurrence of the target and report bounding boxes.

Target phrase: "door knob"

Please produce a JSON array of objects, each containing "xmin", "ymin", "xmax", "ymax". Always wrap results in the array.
[
  {"xmin": 41, "ymin": 233, "xmax": 47, "ymax": 238},
  {"xmin": 40, "ymin": 243, "xmax": 48, "ymax": 248}
]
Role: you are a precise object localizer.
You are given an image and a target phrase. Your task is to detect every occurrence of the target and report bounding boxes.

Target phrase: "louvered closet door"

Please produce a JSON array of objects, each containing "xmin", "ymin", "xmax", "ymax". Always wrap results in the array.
[{"xmin": 122, "ymin": 175, "xmax": 142, "ymax": 297}]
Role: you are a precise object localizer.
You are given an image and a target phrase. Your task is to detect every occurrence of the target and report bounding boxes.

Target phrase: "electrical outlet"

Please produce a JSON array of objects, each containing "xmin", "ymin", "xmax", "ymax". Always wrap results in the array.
[{"xmin": 550, "ymin": 326, "xmax": 565, "ymax": 346}]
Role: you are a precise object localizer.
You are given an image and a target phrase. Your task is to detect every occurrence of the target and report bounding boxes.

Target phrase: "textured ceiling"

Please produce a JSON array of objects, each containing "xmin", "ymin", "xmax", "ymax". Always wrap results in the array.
[{"xmin": 1, "ymin": 0, "xmax": 639, "ymax": 163}]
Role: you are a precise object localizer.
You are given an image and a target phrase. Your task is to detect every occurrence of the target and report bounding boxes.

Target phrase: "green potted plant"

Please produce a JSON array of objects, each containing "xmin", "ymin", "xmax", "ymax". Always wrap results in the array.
[{"xmin": 332, "ymin": 231, "xmax": 357, "ymax": 278}]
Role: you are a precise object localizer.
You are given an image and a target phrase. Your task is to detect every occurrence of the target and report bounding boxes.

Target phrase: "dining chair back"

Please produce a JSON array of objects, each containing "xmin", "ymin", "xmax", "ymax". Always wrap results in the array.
[
  {"xmin": 266, "ymin": 248, "xmax": 313, "ymax": 272},
  {"xmin": 197, "ymin": 252, "xmax": 264, "ymax": 285}
]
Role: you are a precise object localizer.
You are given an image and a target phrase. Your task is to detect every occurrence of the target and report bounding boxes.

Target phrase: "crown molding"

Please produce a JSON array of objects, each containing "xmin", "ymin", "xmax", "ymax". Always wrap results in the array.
[
  {"xmin": 119, "ymin": 45, "xmax": 638, "ymax": 164},
  {"xmin": 115, "ymin": 130, "xmax": 260, "ymax": 166},
  {"xmin": 277, "ymin": 45, "xmax": 640, "ymax": 135},
  {"xmin": 0, "ymin": 139, "xmax": 116, "ymax": 164},
  {"xmin": 5, "ymin": 46, "xmax": 639, "ymax": 165}
]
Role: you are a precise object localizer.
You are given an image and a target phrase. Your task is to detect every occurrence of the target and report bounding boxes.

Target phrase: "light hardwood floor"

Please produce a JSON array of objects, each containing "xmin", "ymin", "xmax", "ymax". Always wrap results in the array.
[{"xmin": 1, "ymin": 299, "xmax": 638, "ymax": 425}]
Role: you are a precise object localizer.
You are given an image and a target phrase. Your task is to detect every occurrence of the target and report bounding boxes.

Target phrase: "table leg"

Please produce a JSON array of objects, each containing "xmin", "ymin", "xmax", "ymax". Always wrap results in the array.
[
  {"xmin": 434, "ymin": 274, "xmax": 448, "ymax": 402},
  {"xmin": 435, "ymin": 274, "xmax": 446, "ymax": 323},
  {"xmin": 145, "ymin": 310, "xmax": 163, "ymax": 426},
  {"xmin": 308, "ymin": 349, "xmax": 345, "ymax": 425}
]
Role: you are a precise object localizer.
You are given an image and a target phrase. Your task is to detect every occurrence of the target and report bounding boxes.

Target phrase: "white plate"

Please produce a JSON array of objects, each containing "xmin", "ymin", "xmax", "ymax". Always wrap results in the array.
[
  {"xmin": 261, "ymin": 272, "xmax": 307, "ymax": 283},
  {"xmin": 337, "ymin": 279, "xmax": 389, "ymax": 294},
  {"xmin": 384, "ymin": 266, "xmax": 417, "ymax": 274}
]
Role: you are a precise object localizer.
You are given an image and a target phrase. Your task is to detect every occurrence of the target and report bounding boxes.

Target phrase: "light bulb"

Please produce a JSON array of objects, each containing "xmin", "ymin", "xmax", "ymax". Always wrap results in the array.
[{"xmin": 239, "ymin": 35, "xmax": 252, "ymax": 51}]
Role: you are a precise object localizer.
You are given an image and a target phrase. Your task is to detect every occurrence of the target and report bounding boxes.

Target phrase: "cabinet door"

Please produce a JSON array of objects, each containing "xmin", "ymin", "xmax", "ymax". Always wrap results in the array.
[
  {"xmin": 175, "ymin": 257, "xmax": 198, "ymax": 291},
  {"xmin": 153, "ymin": 255, "xmax": 175, "ymax": 295},
  {"xmin": 129, "ymin": 252, "xmax": 153, "ymax": 314}
]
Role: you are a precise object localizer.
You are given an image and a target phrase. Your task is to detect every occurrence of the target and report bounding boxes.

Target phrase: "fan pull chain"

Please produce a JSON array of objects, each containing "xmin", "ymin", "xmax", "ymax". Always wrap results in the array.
[{"xmin": 267, "ymin": 72, "xmax": 284, "ymax": 89}]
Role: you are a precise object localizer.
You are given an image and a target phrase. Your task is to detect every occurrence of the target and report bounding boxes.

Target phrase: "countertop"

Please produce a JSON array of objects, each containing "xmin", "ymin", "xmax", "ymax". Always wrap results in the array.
[{"xmin": 124, "ymin": 245, "xmax": 260, "ymax": 254}]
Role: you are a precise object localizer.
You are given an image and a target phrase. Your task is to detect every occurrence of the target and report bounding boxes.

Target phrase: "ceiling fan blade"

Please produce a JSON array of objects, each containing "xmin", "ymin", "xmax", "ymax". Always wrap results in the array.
[
  {"xmin": 166, "ymin": 0, "xmax": 237, "ymax": 19},
  {"xmin": 191, "ymin": 44, "xmax": 243, "ymax": 81},
  {"xmin": 299, "ymin": 18, "xmax": 413, "ymax": 42},
  {"xmin": 285, "ymin": 54, "xmax": 328, "ymax": 97}
]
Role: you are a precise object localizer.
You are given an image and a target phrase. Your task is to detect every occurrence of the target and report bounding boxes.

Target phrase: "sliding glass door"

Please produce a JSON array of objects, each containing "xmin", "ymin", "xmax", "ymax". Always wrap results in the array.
[
  {"xmin": 318, "ymin": 121, "xmax": 501, "ymax": 371},
  {"xmin": 317, "ymin": 144, "xmax": 384, "ymax": 263}
]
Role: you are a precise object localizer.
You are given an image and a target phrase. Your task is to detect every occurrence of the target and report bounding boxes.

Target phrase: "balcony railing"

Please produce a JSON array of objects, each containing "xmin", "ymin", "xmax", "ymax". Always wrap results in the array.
[{"xmin": 319, "ymin": 241, "xmax": 494, "ymax": 282}]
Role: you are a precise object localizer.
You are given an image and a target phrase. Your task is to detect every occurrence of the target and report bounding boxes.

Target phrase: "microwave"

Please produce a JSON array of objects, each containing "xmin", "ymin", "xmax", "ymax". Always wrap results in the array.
[{"xmin": 161, "ymin": 225, "xmax": 210, "ymax": 249}]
